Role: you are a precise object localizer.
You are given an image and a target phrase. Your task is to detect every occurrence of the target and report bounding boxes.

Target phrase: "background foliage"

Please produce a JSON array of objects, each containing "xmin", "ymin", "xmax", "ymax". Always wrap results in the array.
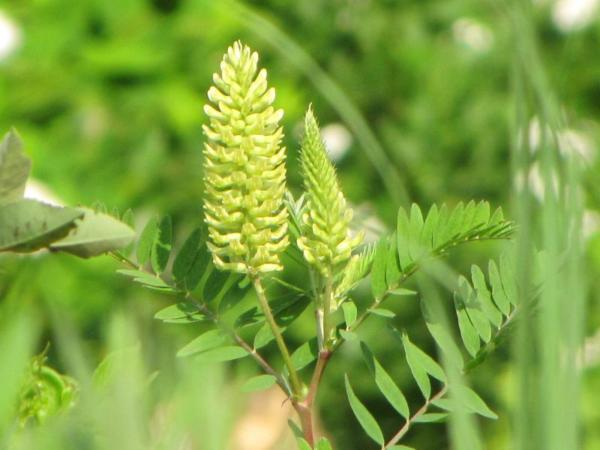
[{"xmin": 0, "ymin": 0, "xmax": 599, "ymax": 449}]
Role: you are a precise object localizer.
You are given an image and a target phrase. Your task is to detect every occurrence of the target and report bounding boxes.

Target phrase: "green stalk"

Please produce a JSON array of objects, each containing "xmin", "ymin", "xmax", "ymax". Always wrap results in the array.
[{"xmin": 251, "ymin": 276, "xmax": 303, "ymax": 398}]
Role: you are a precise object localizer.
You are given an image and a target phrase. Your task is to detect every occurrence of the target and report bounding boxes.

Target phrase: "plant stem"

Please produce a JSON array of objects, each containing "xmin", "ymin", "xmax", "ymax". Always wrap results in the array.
[
  {"xmin": 322, "ymin": 275, "xmax": 334, "ymax": 349},
  {"xmin": 384, "ymin": 385, "xmax": 448, "ymax": 448},
  {"xmin": 252, "ymin": 275, "xmax": 303, "ymax": 398}
]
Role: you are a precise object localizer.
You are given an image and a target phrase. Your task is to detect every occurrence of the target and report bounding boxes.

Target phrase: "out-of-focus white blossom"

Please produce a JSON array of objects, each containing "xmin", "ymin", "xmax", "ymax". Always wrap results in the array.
[
  {"xmin": 552, "ymin": 0, "xmax": 600, "ymax": 32},
  {"xmin": 0, "ymin": 10, "xmax": 22, "ymax": 61},
  {"xmin": 24, "ymin": 179, "xmax": 63, "ymax": 206},
  {"xmin": 452, "ymin": 18, "xmax": 494, "ymax": 53},
  {"xmin": 321, "ymin": 123, "xmax": 353, "ymax": 163}
]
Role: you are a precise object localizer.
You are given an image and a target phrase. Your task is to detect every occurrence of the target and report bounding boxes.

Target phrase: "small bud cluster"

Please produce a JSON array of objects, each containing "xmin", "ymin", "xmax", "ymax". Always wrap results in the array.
[{"xmin": 297, "ymin": 107, "xmax": 363, "ymax": 276}]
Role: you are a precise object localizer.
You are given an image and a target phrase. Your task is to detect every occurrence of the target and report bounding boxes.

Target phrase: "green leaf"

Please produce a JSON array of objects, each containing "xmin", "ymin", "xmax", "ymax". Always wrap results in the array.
[
  {"xmin": 172, "ymin": 228, "xmax": 203, "ymax": 285},
  {"xmin": 344, "ymin": 375, "xmax": 384, "ymax": 446},
  {"xmin": 194, "ymin": 346, "xmax": 248, "ymax": 362},
  {"xmin": 342, "ymin": 301, "xmax": 357, "ymax": 328},
  {"xmin": 470, "ymin": 265, "xmax": 502, "ymax": 328},
  {"xmin": 177, "ymin": 330, "xmax": 227, "ymax": 357},
  {"xmin": 420, "ymin": 298, "xmax": 464, "ymax": 370},
  {"xmin": 0, "ymin": 129, "xmax": 31, "ymax": 204},
  {"xmin": 368, "ymin": 308, "xmax": 396, "ymax": 319},
  {"xmin": 361, "ymin": 342, "xmax": 409, "ymax": 418},
  {"xmin": 488, "ymin": 260, "xmax": 510, "ymax": 315},
  {"xmin": 453, "ymin": 385, "xmax": 498, "ymax": 419},
  {"xmin": 316, "ymin": 437, "xmax": 334, "ymax": 450},
  {"xmin": 241, "ymin": 374, "xmax": 277, "ymax": 392},
  {"xmin": 0, "ymin": 199, "xmax": 83, "ymax": 252},
  {"xmin": 151, "ymin": 215, "xmax": 172, "ymax": 274},
  {"xmin": 388, "ymin": 446, "xmax": 416, "ymax": 450},
  {"xmin": 457, "ymin": 276, "xmax": 491, "ymax": 342},
  {"xmin": 137, "ymin": 217, "xmax": 158, "ymax": 265},
  {"xmin": 454, "ymin": 292, "xmax": 481, "ymax": 357},
  {"xmin": 420, "ymin": 204, "xmax": 438, "ymax": 251},
  {"xmin": 253, "ymin": 323, "xmax": 276, "ymax": 349},
  {"xmin": 413, "ymin": 413, "xmax": 448, "ymax": 423},
  {"xmin": 403, "ymin": 334, "xmax": 446, "ymax": 383},
  {"xmin": 49, "ymin": 208, "xmax": 135, "ymax": 257},
  {"xmin": 385, "ymin": 233, "xmax": 402, "ymax": 287},
  {"xmin": 371, "ymin": 238, "xmax": 388, "ymax": 299},
  {"xmin": 296, "ymin": 438, "xmax": 312, "ymax": 450},
  {"xmin": 154, "ymin": 303, "xmax": 207, "ymax": 324},
  {"xmin": 291, "ymin": 339, "xmax": 318, "ymax": 371},
  {"xmin": 396, "ymin": 207, "xmax": 412, "ymax": 270},
  {"xmin": 500, "ymin": 253, "xmax": 518, "ymax": 306},
  {"xmin": 408, "ymin": 203, "xmax": 425, "ymax": 261},
  {"xmin": 117, "ymin": 269, "xmax": 170, "ymax": 289},
  {"xmin": 402, "ymin": 334, "xmax": 430, "ymax": 399},
  {"xmin": 339, "ymin": 330, "xmax": 358, "ymax": 341},
  {"xmin": 389, "ymin": 288, "xmax": 417, "ymax": 297}
]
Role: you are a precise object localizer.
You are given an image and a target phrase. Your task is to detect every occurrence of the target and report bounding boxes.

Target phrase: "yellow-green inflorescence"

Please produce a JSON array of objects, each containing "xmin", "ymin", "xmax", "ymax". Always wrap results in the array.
[
  {"xmin": 202, "ymin": 42, "xmax": 288, "ymax": 275},
  {"xmin": 297, "ymin": 107, "xmax": 364, "ymax": 277}
]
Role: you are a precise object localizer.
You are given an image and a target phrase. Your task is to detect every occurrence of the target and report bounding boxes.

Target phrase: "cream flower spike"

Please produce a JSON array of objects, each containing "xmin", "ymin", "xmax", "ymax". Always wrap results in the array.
[
  {"xmin": 202, "ymin": 41, "xmax": 289, "ymax": 274},
  {"xmin": 297, "ymin": 106, "xmax": 364, "ymax": 277}
]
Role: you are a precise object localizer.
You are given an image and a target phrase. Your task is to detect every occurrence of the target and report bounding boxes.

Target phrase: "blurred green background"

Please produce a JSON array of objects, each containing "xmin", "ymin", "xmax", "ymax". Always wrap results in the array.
[{"xmin": 0, "ymin": 0, "xmax": 599, "ymax": 449}]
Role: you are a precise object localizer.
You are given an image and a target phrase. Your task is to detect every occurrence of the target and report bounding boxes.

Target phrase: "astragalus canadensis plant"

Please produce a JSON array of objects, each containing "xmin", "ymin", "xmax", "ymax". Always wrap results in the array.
[{"xmin": 111, "ymin": 42, "xmax": 526, "ymax": 449}]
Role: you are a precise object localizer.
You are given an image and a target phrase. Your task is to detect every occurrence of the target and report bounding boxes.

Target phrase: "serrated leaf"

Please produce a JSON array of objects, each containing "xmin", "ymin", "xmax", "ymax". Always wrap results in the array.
[
  {"xmin": 177, "ymin": 330, "xmax": 227, "ymax": 357},
  {"xmin": 0, "ymin": 129, "xmax": 31, "ymax": 204},
  {"xmin": 241, "ymin": 374, "xmax": 277, "ymax": 392},
  {"xmin": 342, "ymin": 301, "xmax": 357, "ymax": 328},
  {"xmin": 361, "ymin": 342, "xmax": 409, "ymax": 418},
  {"xmin": 344, "ymin": 375, "xmax": 384, "ymax": 446},
  {"xmin": 50, "ymin": 208, "xmax": 135, "ymax": 257},
  {"xmin": 194, "ymin": 346, "xmax": 248, "ymax": 362},
  {"xmin": 151, "ymin": 215, "xmax": 172, "ymax": 274},
  {"xmin": 453, "ymin": 385, "xmax": 498, "ymax": 419},
  {"xmin": 291, "ymin": 339, "xmax": 318, "ymax": 371},
  {"xmin": 0, "ymin": 199, "xmax": 83, "ymax": 252},
  {"xmin": 137, "ymin": 217, "xmax": 157, "ymax": 265},
  {"xmin": 402, "ymin": 333, "xmax": 446, "ymax": 383},
  {"xmin": 172, "ymin": 228, "xmax": 203, "ymax": 285},
  {"xmin": 488, "ymin": 260, "xmax": 510, "ymax": 315},
  {"xmin": 413, "ymin": 413, "xmax": 448, "ymax": 423},
  {"xmin": 371, "ymin": 238, "xmax": 388, "ymax": 299},
  {"xmin": 368, "ymin": 308, "xmax": 396, "ymax": 319},
  {"xmin": 470, "ymin": 265, "xmax": 503, "ymax": 328},
  {"xmin": 154, "ymin": 303, "xmax": 207, "ymax": 323}
]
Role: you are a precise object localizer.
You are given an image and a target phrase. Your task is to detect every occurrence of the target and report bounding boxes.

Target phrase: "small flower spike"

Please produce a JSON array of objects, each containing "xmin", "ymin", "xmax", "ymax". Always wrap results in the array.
[
  {"xmin": 297, "ymin": 106, "xmax": 364, "ymax": 277},
  {"xmin": 203, "ymin": 41, "xmax": 289, "ymax": 274}
]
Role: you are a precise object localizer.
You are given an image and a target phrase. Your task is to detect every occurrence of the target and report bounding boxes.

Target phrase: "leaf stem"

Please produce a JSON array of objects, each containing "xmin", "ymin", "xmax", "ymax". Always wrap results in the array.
[
  {"xmin": 252, "ymin": 275, "xmax": 303, "ymax": 398},
  {"xmin": 384, "ymin": 385, "xmax": 448, "ymax": 448}
]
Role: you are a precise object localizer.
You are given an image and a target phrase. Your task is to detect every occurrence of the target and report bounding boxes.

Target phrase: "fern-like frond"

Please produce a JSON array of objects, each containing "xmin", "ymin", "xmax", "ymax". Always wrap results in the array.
[{"xmin": 370, "ymin": 201, "xmax": 515, "ymax": 300}]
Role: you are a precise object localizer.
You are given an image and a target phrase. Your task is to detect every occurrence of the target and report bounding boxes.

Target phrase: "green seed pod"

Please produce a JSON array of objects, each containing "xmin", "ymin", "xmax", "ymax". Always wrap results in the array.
[
  {"xmin": 297, "ymin": 107, "xmax": 364, "ymax": 276},
  {"xmin": 203, "ymin": 42, "xmax": 288, "ymax": 274}
]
